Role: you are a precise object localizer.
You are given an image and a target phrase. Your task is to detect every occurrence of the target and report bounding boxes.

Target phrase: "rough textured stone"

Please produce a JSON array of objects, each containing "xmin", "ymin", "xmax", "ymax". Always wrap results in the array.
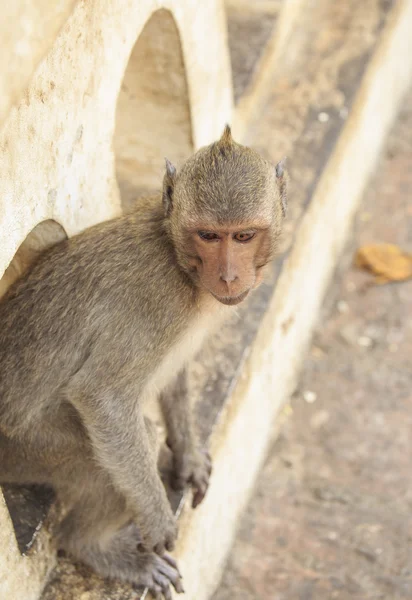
[
  {"xmin": 226, "ymin": 3, "xmax": 279, "ymax": 103},
  {"xmin": 0, "ymin": 2, "xmax": 76, "ymax": 129}
]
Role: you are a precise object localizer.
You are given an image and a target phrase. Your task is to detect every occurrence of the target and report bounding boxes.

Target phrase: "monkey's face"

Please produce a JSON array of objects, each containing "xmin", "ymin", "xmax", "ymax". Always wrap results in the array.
[
  {"xmin": 164, "ymin": 125, "xmax": 287, "ymax": 305},
  {"xmin": 182, "ymin": 221, "xmax": 275, "ymax": 306}
]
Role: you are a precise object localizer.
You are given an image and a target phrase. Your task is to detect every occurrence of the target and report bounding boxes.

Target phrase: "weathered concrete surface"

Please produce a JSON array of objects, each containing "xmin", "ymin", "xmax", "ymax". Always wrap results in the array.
[
  {"xmin": 214, "ymin": 83, "xmax": 412, "ymax": 600},
  {"xmin": 0, "ymin": 2, "xmax": 76, "ymax": 130},
  {"xmin": 226, "ymin": 0, "xmax": 280, "ymax": 104},
  {"xmin": 231, "ymin": 0, "xmax": 307, "ymax": 139},
  {"xmin": 39, "ymin": 0, "xmax": 412, "ymax": 599}
]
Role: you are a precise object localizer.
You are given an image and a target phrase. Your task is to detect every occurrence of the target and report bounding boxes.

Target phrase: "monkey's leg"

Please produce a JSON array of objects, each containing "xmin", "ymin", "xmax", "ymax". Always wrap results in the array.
[
  {"xmin": 159, "ymin": 369, "xmax": 212, "ymax": 508},
  {"xmin": 0, "ymin": 430, "xmax": 53, "ymax": 484},
  {"xmin": 67, "ymin": 370, "xmax": 178, "ymax": 555},
  {"xmin": 56, "ymin": 419, "xmax": 183, "ymax": 597}
]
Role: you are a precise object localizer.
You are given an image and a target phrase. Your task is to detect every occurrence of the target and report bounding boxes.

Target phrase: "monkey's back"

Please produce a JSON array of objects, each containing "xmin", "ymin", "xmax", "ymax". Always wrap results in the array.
[{"xmin": 0, "ymin": 201, "xmax": 194, "ymax": 437}]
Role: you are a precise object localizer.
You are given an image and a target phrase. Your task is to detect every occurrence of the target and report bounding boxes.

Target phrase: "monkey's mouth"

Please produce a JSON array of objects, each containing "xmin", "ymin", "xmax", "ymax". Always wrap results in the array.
[{"xmin": 212, "ymin": 290, "xmax": 250, "ymax": 306}]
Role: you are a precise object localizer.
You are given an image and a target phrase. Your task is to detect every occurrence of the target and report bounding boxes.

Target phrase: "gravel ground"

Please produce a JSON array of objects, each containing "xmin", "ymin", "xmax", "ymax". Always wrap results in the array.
[{"xmin": 213, "ymin": 88, "xmax": 412, "ymax": 600}]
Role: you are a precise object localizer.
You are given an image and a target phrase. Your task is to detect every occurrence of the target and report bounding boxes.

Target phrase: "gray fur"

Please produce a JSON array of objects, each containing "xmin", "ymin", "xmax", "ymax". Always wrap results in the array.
[{"xmin": 0, "ymin": 127, "xmax": 287, "ymax": 596}]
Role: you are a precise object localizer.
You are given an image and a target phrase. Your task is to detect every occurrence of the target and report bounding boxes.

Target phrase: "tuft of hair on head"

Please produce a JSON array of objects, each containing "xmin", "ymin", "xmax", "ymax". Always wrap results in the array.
[
  {"xmin": 215, "ymin": 124, "xmax": 235, "ymax": 158},
  {"xmin": 219, "ymin": 124, "xmax": 234, "ymax": 146}
]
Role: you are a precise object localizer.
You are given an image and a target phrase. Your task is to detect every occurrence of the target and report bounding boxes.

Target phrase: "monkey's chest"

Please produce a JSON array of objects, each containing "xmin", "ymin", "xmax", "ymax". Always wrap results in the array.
[
  {"xmin": 145, "ymin": 324, "xmax": 209, "ymax": 399},
  {"xmin": 142, "ymin": 305, "xmax": 228, "ymax": 401}
]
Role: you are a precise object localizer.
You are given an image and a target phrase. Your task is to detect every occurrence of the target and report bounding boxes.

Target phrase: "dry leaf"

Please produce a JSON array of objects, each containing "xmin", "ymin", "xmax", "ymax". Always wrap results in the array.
[{"xmin": 355, "ymin": 243, "xmax": 412, "ymax": 284}]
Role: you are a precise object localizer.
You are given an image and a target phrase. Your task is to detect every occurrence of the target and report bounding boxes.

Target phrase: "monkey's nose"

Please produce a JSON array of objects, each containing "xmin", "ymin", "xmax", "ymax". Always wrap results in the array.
[{"xmin": 220, "ymin": 273, "xmax": 238, "ymax": 284}]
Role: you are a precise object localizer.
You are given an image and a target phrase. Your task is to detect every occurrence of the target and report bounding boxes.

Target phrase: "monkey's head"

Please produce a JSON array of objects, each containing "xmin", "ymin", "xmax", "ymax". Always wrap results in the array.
[{"xmin": 163, "ymin": 126, "xmax": 287, "ymax": 306}]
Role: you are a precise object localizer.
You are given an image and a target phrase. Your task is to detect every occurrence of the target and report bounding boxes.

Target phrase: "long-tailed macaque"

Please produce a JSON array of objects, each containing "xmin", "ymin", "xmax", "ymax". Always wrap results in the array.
[{"xmin": 0, "ymin": 126, "xmax": 287, "ymax": 598}]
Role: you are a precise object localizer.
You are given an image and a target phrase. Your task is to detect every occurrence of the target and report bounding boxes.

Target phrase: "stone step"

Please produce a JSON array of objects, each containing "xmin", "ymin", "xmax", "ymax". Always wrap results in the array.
[{"xmin": 38, "ymin": 0, "xmax": 412, "ymax": 599}]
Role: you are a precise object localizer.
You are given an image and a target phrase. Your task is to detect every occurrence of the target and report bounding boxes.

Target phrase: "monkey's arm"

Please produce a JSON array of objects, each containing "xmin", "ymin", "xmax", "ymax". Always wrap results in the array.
[
  {"xmin": 160, "ymin": 369, "xmax": 212, "ymax": 508},
  {"xmin": 67, "ymin": 374, "xmax": 177, "ymax": 554}
]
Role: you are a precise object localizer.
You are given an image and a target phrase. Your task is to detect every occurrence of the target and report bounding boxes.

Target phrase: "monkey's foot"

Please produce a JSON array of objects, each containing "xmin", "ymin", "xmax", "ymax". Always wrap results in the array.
[
  {"xmin": 169, "ymin": 445, "xmax": 213, "ymax": 508},
  {"xmin": 86, "ymin": 549, "xmax": 183, "ymax": 599},
  {"xmin": 132, "ymin": 552, "xmax": 184, "ymax": 600},
  {"xmin": 66, "ymin": 525, "xmax": 183, "ymax": 599}
]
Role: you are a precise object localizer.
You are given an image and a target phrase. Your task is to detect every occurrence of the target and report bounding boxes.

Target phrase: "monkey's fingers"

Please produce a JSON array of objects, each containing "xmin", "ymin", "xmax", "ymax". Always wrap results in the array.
[
  {"xmin": 138, "ymin": 541, "xmax": 172, "ymax": 557},
  {"xmin": 154, "ymin": 534, "xmax": 175, "ymax": 556},
  {"xmin": 152, "ymin": 573, "xmax": 173, "ymax": 600},
  {"xmin": 151, "ymin": 554, "xmax": 184, "ymax": 597},
  {"xmin": 170, "ymin": 474, "xmax": 186, "ymax": 492},
  {"xmin": 191, "ymin": 476, "xmax": 209, "ymax": 509},
  {"xmin": 154, "ymin": 571, "xmax": 184, "ymax": 596},
  {"xmin": 154, "ymin": 542, "xmax": 166, "ymax": 556},
  {"xmin": 161, "ymin": 553, "xmax": 183, "ymax": 577},
  {"xmin": 204, "ymin": 450, "xmax": 213, "ymax": 475}
]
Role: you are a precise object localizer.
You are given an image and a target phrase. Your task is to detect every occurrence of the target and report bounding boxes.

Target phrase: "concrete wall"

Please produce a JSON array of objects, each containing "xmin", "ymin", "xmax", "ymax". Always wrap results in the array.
[{"xmin": 0, "ymin": 1, "xmax": 232, "ymax": 598}]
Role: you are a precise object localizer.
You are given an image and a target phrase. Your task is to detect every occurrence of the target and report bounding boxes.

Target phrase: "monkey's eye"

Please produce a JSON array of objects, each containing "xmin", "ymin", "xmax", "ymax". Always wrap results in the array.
[
  {"xmin": 198, "ymin": 231, "xmax": 220, "ymax": 241},
  {"xmin": 233, "ymin": 231, "xmax": 255, "ymax": 243}
]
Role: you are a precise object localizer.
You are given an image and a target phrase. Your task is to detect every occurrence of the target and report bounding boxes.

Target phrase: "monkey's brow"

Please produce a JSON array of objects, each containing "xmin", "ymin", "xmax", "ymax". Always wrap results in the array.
[{"xmin": 187, "ymin": 223, "xmax": 271, "ymax": 233}]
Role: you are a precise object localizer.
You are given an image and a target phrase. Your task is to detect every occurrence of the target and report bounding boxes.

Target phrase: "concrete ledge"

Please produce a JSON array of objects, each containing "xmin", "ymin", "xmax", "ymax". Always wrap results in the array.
[{"xmin": 232, "ymin": 0, "xmax": 307, "ymax": 139}]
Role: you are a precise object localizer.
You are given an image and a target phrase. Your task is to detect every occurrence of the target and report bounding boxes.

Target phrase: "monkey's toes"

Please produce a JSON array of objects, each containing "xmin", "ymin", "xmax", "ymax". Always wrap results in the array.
[
  {"xmin": 140, "ymin": 553, "xmax": 184, "ymax": 599},
  {"xmin": 171, "ymin": 448, "xmax": 213, "ymax": 509},
  {"xmin": 191, "ymin": 481, "xmax": 208, "ymax": 508},
  {"xmin": 190, "ymin": 450, "xmax": 212, "ymax": 508}
]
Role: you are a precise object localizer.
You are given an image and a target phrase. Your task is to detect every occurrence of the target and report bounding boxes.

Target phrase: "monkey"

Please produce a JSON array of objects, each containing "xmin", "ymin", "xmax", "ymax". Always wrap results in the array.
[{"xmin": 0, "ymin": 126, "xmax": 287, "ymax": 598}]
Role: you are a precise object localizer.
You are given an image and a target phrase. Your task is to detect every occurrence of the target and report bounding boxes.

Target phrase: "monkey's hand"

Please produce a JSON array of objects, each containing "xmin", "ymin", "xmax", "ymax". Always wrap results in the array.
[
  {"xmin": 168, "ymin": 444, "xmax": 212, "ymax": 509},
  {"xmin": 138, "ymin": 503, "xmax": 178, "ymax": 556}
]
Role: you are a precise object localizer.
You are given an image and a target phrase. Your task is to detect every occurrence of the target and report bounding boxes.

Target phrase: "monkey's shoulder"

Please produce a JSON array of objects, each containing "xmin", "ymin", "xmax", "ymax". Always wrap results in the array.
[{"xmin": 0, "ymin": 202, "xmax": 188, "ymax": 329}]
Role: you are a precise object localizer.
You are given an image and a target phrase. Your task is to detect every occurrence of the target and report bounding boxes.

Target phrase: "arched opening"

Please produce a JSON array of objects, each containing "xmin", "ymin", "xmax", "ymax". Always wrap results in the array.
[
  {"xmin": 0, "ymin": 219, "xmax": 67, "ymax": 299},
  {"xmin": 114, "ymin": 9, "xmax": 194, "ymax": 212},
  {"xmin": 0, "ymin": 218, "xmax": 66, "ymax": 552}
]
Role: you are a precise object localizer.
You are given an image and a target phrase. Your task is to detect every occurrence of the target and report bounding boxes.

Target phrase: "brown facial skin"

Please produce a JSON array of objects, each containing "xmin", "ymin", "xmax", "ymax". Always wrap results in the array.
[{"xmin": 186, "ymin": 222, "xmax": 272, "ymax": 305}]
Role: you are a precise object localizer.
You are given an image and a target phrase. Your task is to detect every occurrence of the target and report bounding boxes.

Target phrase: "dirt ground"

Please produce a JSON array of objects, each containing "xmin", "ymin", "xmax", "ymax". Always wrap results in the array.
[{"xmin": 213, "ymin": 89, "xmax": 412, "ymax": 600}]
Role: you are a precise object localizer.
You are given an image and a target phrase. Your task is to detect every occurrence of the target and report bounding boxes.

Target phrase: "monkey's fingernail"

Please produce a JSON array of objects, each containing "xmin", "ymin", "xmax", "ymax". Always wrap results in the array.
[
  {"xmin": 192, "ymin": 492, "xmax": 203, "ymax": 508},
  {"xmin": 176, "ymin": 581, "xmax": 185, "ymax": 594},
  {"xmin": 174, "ymin": 578, "xmax": 185, "ymax": 594}
]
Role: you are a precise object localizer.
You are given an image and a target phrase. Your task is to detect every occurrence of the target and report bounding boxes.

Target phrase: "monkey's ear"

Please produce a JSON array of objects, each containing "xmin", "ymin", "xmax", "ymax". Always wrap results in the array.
[
  {"xmin": 275, "ymin": 158, "xmax": 287, "ymax": 217},
  {"xmin": 220, "ymin": 124, "xmax": 233, "ymax": 145},
  {"xmin": 163, "ymin": 158, "xmax": 177, "ymax": 216}
]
